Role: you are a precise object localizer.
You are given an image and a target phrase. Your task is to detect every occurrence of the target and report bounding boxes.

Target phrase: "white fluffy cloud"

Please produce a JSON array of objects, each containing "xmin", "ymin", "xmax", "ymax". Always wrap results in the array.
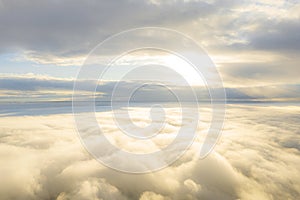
[{"xmin": 0, "ymin": 103, "xmax": 299, "ymax": 199}]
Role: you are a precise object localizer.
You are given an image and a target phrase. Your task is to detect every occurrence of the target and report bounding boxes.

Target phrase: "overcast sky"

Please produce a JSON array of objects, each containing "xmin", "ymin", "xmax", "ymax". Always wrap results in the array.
[{"xmin": 0, "ymin": 0, "xmax": 299, "ymax": 100}]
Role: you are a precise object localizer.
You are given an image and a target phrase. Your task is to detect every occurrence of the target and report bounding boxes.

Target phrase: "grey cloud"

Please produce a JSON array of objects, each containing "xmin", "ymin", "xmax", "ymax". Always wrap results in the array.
[
  {"xmin": 1, "ymin": 0, "xmax": 299, "ymax": 78},
  {"xmin": 200, "ymin": 3, "xmax": 300, "ymax": 55},
  {"xmin": 249, "ymin": 19, "xmax": 300, "ymax": 52},
  {"xmin": 220, "ymin": 60, "xmax": 300, "ymax": 87},
  {"xmin": 1, "ymin": 75, "xmax": 300, "ymax": 102},
  {"xmin": 2, "ymin": 0, "xmax": 300, "ymax": 88},
  {"xmin": 0, "ymin": 0, "xmax": 238, "ymax": 56},
  {"xmin": 0, "ymin": 76, "xmax": 75, "ymax": 91}
]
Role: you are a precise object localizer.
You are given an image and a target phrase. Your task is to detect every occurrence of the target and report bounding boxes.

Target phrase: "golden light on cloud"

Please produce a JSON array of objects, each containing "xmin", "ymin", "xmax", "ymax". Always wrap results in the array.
[
  {"xmin": 102, "ymin": 50, "xmax": 207, "ymax": 86},
  {"xmin": 0, "ymin": 0, "xmax": 299, "ymax": 199}
]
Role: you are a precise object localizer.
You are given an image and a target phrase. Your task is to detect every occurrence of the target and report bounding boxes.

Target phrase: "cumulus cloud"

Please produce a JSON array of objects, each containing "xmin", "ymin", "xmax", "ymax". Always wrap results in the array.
[
  {"xmin": 0, "ymin": 103, "xmax": 299, "ymax": 199},
  {"xmin": 1, "ymin": 1, "xmax": 299, "ymax": 199}
]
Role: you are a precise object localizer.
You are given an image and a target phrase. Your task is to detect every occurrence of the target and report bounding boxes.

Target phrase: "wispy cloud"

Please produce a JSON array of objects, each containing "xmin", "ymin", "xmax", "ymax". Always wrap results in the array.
[{"xmin": 0, "ymin": 74, "xmax": 299, "ymax": 102}]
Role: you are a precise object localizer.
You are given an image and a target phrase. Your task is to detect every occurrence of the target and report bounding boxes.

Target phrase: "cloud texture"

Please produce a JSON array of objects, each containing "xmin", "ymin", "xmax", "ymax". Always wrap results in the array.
[
  {"xmin": 1, "ymin": 74, "xmax": 300, "ymax": 102},
  {"xmin": 1, "ymin": 0, "xmax": 299, "ymax": 88},
  {"xmin": 0, "ymin": 103, "xmax": 299, "ymax": 199}
]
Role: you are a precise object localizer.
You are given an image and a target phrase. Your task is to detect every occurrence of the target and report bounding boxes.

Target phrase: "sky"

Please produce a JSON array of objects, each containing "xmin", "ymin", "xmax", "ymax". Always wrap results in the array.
[
  {"xmin": 0, "ymin": 0, "xmax": 300, "ymax": 101},
  {"xmin": 0, "ymin": 1, "xmax": 300, "ymax": 199}
]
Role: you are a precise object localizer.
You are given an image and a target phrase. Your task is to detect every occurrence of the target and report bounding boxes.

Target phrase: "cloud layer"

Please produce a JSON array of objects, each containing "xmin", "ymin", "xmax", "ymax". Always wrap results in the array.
[
  {"xmin": 1, "ymin": 0, "xmax": 299, "ymax": 87},
  {"xmin": 0, "ymin": 103, "xmax": 299, "ymax": 199},
  {"xmin": 0, "ymin": 74, "xmax": 299, "ymax": 102}
]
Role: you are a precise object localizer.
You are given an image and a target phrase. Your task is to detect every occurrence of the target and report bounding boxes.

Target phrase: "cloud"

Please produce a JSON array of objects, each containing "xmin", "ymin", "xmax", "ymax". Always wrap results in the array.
[
  {"xmin": 249, "ymin": 19, "xmax": 300, "ymax": 52},
  {"xmin": 0, "ymin": 104, "xmax": 299, "ymax": 199},
  {"xmin": 0, "ymin": 74, "xmax": 300, "ymax": 102},
  {"xmin": 0, "ymin": 0, "xmax": 238, "ymax": 56},
  {"xmin": 220, "ymin": 59, "xmax": 300, "ymax": 87},
  {"xmin": 0, "ymin": 74, "xmax": 74, "ymax": 91},
  {"xmin": 1, "ymin": 0, "xmax": 299, "ymax": 88}
]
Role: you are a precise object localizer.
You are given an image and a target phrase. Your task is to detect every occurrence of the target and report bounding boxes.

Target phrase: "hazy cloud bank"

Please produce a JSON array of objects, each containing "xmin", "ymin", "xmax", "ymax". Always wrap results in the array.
[{"xmin": 0, "ymin": 74, "xmax": 300, "ymax": 102}]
